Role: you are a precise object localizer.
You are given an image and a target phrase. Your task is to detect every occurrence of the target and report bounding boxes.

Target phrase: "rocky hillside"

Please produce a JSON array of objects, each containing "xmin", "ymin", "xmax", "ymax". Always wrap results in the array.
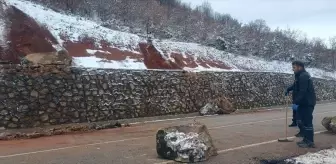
[{"xmin": 1, "ymin": 0, "xmax": 336, "ymax": 79}]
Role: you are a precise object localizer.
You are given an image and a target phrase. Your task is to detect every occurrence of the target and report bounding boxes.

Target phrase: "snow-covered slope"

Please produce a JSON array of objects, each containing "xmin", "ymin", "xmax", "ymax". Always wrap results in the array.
[
  {"xmin": 4, "ymin": 0, "xmax": 336, "ymax": 79},
  {"xmin": 6, "ymin": 0, "xmax": 142, "ymax": 51},
  {"xmin": 154, "ymin": 40, "xmax": 336, "ymax": 79}
]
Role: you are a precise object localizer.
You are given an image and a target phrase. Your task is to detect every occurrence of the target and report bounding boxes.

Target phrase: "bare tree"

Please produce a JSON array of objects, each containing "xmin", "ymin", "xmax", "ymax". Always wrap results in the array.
[{"xmin": 329, "ymin": 36, "xmax": 336, "ymax": 69}]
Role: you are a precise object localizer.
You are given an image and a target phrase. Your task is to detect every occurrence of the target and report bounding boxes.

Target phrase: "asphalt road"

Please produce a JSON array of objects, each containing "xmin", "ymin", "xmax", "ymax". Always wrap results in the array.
[{"xmin": 0, "ymin": 103, "xmax": 335, "ymax": 164}]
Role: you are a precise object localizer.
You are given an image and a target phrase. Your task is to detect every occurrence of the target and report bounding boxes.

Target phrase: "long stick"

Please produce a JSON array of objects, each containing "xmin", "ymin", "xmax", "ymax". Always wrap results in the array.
[
  {"xmin": 285, "ymin": 100, "xmax": 288, "ymax": 138},
  {"xmin": 278, "ymin": 96, "xmax": 293, "ymax": 142}
]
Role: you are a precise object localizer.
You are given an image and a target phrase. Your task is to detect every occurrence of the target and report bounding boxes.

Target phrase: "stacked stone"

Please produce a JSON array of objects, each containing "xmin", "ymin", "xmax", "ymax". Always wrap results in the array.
[{"xmin": 1, "ymin": 66, "xmax": 336, "ymax": 129}]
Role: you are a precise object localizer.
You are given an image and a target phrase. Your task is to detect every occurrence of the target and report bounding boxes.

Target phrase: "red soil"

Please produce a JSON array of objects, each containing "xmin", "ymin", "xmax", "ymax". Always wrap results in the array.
[
  {"xmin": 2, "ymin": 6, "xmax": 58, "ymax": 63},
  {"xmin": 0, "ymin": 5, "xmax": 231, "ymax": 71}
]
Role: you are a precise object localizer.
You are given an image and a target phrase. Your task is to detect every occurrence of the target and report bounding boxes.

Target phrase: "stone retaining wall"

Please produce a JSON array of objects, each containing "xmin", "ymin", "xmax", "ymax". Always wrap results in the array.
[{"xmin": 1, "ymin": 65, "xmax": 336, "ymax": 129}]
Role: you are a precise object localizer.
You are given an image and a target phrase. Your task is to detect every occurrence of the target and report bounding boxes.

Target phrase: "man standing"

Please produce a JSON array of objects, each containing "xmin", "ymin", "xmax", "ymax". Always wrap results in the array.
[{"xmin": 286, "ymin": 61, "xmax": 316, "ymax": 148}]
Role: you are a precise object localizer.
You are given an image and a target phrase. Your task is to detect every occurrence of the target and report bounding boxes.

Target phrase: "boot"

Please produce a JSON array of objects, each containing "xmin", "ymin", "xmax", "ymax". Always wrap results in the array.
[
  {"xmin": 296, "ymin": 138, "xmax": 307, "ymax": 145},
  {"xmin": 295, "ymin": 132, "xmax": 303, "ymax": 138},
  {"xmin": 297, "ymin": 140, "xmax": 315, "ymax": 148},
  {"xmin": 289, "ymin": 122, "xmax": 297, "ymax": 127}
]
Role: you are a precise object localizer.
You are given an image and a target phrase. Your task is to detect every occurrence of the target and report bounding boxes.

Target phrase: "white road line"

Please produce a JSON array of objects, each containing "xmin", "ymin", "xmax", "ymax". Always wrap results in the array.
[
  {"xmin": 218, "ymin": 130, "xmax": 326, "ymax": 153},
  {"xmin": 0, "ymin": 137, "xmax": 148, "ymax": 159},
  {"xmin": 209, "ymin": 110, "xmax": 336, "ymax": 130},
  {"xmin": 0, "ymin": 110, "xmax": 334, "ymax": 159},
  {"xmin": 154, "ymin": 130, "xmax": 328, "ymax": 164}
]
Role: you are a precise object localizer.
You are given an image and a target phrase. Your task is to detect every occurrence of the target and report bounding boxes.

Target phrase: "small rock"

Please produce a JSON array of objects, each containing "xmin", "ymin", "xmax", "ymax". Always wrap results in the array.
[
  {"xmin": 27, "ymin": 132, "xmax": 43, "ymax": 139},
  {"xmin": 8, "ymin": 123, "xmax": 18, "ymax": 128},
  {"xmin": 12, "ymin": 117, "xmax": 19, "ymax": 122},
  {"xmin": 30, "ymin": 90, "xmax": 39, "ymax": 97},
  {"xmin": 0, "ymin": 132, "xmax": 10, "ymax": 140},
  {"xmin": 40, "ymin": 88, "xmax": 49, "ymax": 94},
  {"xmin": 0, "ymin": 110, "xmax": 8, "ymax": 116},
  {"xmin": 60, "ymin": 102, "xmax": 67, "ymax": 106},
  {"xmin": 40, "ymin": 114, "xmax": 49, "ymax": 122},
  {"xmin": 71, "ymin": 119, "xmax": 80, "ymax": 123},
  {"xmin": 64, "ymin": 92, "xmax": 73, "ymax": 97},
  {"xmin": 8, "ymin": 93, "xmax": 15, "ymax": 98},
  {"xmin": 102, "ymin": 83, "xmax": 108, "ymax": 89},
  {"xmin": 115, "ymin": 122, "xmax": 122, "ymax": 128},
  {"xmin": 33, "ymin": 122, "xmax": 41, "ymax": 127},
  {"xmin": 74, "ymin": 111, "xmax": 79, "ymax": 118},
  {"xmin": 49, "ymin": 103, "xmax": 57, "ymax": 108},
  {"xmin": 76, "ymin": 84, "xmax": 83, "ymax": 89},
  {"xmin": 47, "ymin": 108, "xmax": 56, "ymax": 113},
  {"xmin": 124, "ymin": 123, "xmax": 131, "ymax": 127},
  {"xmin": 18, "ymin": 105, "xmax": 29, "ymax": 112},
  {"xmin": 50, "ymin": 119, "xmax": 57, "ymax": 123},
  {"xmin": 54, "ymin": 112, "xmax": 61, "ymax": 118}
]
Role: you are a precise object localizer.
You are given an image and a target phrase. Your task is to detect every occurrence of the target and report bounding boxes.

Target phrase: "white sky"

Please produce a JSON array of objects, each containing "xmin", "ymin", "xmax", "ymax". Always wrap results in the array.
[{"xmin": 182, "ymin": 0, "xmax": 336, "ymax": 42}]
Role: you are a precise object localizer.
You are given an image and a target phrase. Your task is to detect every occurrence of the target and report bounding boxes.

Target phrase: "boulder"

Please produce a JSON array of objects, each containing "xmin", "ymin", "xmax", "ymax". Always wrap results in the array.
[
  {"xmin": 330, "ymin": 117, "xmax": 336, "ymax": 133},
  {"xmin": 200, "ymin": 97, "xmax": 235, "ymax": 116},
  {"xmin": 322, "ymin": 116, "xmax": 336, "ymax": 133},
  {"xmin": 322, "ymin": 117, "xmax": 333, "ymax": 131},
  {"xmin": 24, "ymin": 49, "xmax": 72, "ymax": 66},
  {"xmin": 156, "ymin": 123, "xmax": 217, "ymax": 163}
]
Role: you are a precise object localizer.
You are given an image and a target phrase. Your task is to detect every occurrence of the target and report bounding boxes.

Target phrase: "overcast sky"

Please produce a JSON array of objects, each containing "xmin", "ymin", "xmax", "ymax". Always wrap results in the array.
[{"xmin": 182, "ymin": 0, "xmax": 336, "ymax": 42}]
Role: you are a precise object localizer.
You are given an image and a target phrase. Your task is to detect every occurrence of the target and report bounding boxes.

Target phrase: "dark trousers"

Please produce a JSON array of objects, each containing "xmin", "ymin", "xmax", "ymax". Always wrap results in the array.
[
  {"xmin": 297, "ymin": 106, "xmax": 315, "ymax": 143},
  {"xmin": 292, "ymin": 110, "xmax": 297, "ymax": 123}
]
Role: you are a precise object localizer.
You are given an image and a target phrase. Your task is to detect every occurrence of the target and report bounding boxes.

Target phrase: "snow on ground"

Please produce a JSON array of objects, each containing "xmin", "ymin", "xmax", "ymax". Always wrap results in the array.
[
  {"xmin": 6, "ymin": 0, "xmax": 145, "ymax": 51},
  {"xmin": 286, "ymin": 148, "xmax": 336, "ymax": 164},
  {"xmin": 73, "ymin": 56, "xmax": 146, "ymax": 70}
]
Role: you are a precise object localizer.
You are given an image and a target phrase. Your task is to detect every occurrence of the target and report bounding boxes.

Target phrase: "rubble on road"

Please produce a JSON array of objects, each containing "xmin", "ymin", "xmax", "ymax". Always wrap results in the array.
[
  {"xmin": 0, "ymin": 121, "xmax": 126, "ymax": 140},
  {"xmin": 200, "ymin": 97, "xmax": 235, "ymax": 116}
]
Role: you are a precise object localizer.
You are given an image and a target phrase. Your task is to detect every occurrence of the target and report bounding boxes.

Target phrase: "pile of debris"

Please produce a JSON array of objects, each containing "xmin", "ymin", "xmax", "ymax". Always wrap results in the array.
[
  {"xmin": 199, "ymin": 97, "xmax": 236, "ymax": 116},
  {"xmin": 0, "ymin": 121, "xmax": 128, "ymax": 140}
]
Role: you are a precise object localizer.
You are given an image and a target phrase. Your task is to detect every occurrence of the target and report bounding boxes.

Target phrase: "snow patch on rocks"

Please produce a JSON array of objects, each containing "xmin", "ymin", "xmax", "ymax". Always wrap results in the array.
[{"xmin": 164, "ymin": 131, "xmax": 208, "ymax": 161}]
